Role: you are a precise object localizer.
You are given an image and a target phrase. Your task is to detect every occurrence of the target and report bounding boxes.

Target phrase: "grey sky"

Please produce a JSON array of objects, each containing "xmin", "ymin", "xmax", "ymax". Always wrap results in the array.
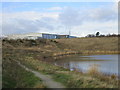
[{"xmin": 1, "ymin": 2, "xmax": 118, "ymax": 37}]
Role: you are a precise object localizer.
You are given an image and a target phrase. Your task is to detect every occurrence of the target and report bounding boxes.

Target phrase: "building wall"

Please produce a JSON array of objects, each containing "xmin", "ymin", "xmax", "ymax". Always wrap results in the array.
[
  {"xmin": 24, "ymin": 36, "xmax": 40, "ymax": 40},
  {"xmin": 7, "ymin": 33, "xmax": 43, "ymax": 40},
  {"xmin": 69, "ymin": 36, "xmax": 77, "ymax": 38},
  {"xmin": 6, "ymin": 33, "xmax": 77, "ymax": 40},
  {"xmin": 42, "ymin": 34, "xmax": 57, "ymax": 39},
  {"xmin": 57, "ymin": 35, "xmax": 69, "ymax": 39}
]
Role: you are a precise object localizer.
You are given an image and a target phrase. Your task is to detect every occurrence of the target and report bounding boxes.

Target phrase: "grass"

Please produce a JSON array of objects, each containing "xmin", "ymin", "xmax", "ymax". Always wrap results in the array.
[
  {"xmin": 55, "ymin": 37, "xmax": 119, "ymax": 54},
  {"xmin": 3, "ymin": 48, "xmax": 118, "ymax": 88},
  {"xmin": 87, "ymin": 64, "xmax": 100, "ymax": 76},
  {"xmin": 3, "ymin": 37, "xmax": 120, "ymax": 55},
  {"xmin": 2, "ymin": 37, "xmax": 120, "ymax": 88},
  {"xmin": 2, "ymin": 49, "xmax": 45, "ymax": 88},
  {"xmin": 52, "ymin": 73, "xmax": 72, "ymax": 87}
]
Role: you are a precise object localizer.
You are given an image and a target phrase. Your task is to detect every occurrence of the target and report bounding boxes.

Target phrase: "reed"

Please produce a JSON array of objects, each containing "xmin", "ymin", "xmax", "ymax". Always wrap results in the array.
[{"xmin": 87, "ymin": 64, "xmax": 100, "ymax": 76}]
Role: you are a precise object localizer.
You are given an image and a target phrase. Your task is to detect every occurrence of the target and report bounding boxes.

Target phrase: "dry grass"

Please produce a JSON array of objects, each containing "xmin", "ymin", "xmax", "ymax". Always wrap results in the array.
[
  {"xmin": 19, "ymin": 55, "xmax": 118, "ymax": 88},
  {"xmin": 86, "ymin": 64, "xmax": 119, "ymax": 87},
  {"xmin": 3, "ymin": 37, "xmax": 120, "ymax": 55},
  {"xmin": 110, "ymin": 74, "xmax": 117, "ymax": 80},
  {"xmin": 55, "ymin": 37, "xmax": 119, "ymax": 53},
  {"xmin": 87, "ymin": 64, "xmax": 100, "ymax": 76},
  {"xmin": 34, "ymin": 81, "xmax": 46, "ymax": 88},
  {"xmin": 2, "ymin": 38, "xmax": 120, "ymax": 88}
]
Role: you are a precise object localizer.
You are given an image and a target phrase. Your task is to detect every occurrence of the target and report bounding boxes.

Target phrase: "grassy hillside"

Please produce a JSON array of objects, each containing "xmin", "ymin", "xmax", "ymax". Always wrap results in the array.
[
  {"xmin": 2, "ymin": 37, "xmax": 120, "ymax": 88},
  {"xmin": 55, "ymin": 37, "xmax": 119, "ymax": 51},
  {"xmin": 3, "ymin": 37, "xmax": 120, "ymax": 55}
]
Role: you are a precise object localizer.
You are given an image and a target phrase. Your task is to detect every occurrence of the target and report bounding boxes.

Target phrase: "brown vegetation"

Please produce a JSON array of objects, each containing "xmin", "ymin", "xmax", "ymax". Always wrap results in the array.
[{"xmin": 2, "ymin": 37, "xmax": 120, "ymax": 88}]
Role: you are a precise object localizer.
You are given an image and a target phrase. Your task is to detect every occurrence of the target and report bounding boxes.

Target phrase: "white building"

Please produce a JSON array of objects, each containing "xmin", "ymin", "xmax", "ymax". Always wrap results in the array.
[
  {"xmin": 7, "ymin": 33, "xmax": 42, "ymax": 40},
  {"xmin": 6, "ymin": 33, "xmax": 77, "ymax": 40}
]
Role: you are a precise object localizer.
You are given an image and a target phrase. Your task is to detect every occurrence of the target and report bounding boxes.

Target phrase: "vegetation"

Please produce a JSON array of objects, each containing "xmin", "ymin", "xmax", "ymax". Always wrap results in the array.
[
  {"xmin": 2, "ymin": 49, "xmax": 45, "ymax": 88},
  {"xmin": 3, "ymin": 37, "xmax": 120, "ymax": 56},
  {"xmin": 96, "ymin": 32, "xmax": 100, "ymax": 37},
  {"xmin": 87, "ymin": 64, "xmax": 100, "ymax": 76},
  {"xmin": 2, "ymin": 37, "xmax": 120, "ymax": 88},
  {"xmin": 2, "ymin": 48, "xmax": 119, "ymax": 88},
  {"xmin": 55, "ymin": 37, "xmax": 119, "ymax": 53},
  {"xmin": 86, "ymin": 33, "xmax": 120, "ymax": 38}
]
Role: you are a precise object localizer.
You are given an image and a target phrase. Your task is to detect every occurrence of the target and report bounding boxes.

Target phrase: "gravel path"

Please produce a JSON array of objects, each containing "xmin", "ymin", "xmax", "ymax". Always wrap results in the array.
[{"xmin": 17, "ymin": 61, "xmax": 66, "ymax": 88}]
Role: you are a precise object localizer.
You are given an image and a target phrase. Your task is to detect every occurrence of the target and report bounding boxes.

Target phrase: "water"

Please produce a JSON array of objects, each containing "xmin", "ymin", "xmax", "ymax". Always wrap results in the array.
[{"xmin": 53, "ymin": 55, "xmax": 119, "ymax": 75}]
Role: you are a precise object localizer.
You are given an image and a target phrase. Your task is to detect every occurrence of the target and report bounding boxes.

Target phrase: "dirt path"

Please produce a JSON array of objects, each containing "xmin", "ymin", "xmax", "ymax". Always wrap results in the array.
[{"xmin": 17, "ymin": 61, "xmax": 66, "ymax": 88}]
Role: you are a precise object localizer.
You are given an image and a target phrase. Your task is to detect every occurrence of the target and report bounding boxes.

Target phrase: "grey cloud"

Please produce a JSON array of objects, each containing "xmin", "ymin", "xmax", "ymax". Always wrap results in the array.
[
  {"xmin": 2, "ymin": 5, "xmax": 117, "ymax": 35},
  {"xmin": 2, "ymin": 19, "xmax": 37, "ymax": 35},
  {"xmin": 2, "ymin": 17, "xmax": 55, "ymax": 35},
  {"xmin": 88, "ymin": 8, "xmax": 117, "ymax": 21},
  {"xmin": 59, "ymin": 7, "xmax": 117, "ymax": 27},
  {"xmin": 36, "ymin": 17, "xmax": 55, "ymax": 30},
  {"xmin": 59, "ymin": 8, "xmax": 82, "ymax": 26}
]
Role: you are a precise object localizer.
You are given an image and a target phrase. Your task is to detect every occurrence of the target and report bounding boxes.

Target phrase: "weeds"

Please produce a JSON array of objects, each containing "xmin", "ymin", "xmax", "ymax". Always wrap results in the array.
[
  {"xmin": 2, "ymin": 49, "xmax": 45, "ymax": 88},
  {"xmin": 2, "ymin": 38, "xmax": 119, "ymax": 88},
  {"xmin": 87, "ymin": 64, "xmax": 100, "ymax": 76}
]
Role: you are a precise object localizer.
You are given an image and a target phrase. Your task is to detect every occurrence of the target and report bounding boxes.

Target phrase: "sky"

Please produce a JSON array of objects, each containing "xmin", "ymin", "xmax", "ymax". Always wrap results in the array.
[{"xmin": 1, "ymin": 2, "xmax": 118, "ymax": 37}]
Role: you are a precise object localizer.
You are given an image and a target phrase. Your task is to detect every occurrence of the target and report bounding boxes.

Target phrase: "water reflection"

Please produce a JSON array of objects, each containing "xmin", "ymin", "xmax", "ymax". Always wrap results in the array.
[{"xmin": 53, "ymin": 55, "xmax": 119, "ymax": 75}]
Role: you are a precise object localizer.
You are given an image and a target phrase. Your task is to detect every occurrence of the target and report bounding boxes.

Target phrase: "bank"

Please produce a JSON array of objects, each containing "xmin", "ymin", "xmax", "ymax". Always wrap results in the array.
[{"xmin": 2, "ymin": 37, "xmax": 120, "ymax": 88}]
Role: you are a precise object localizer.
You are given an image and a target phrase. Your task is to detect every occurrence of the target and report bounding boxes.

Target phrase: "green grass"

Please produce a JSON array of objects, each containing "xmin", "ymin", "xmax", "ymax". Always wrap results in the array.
[
  {"xmin": 2, "ymin": 50, "xmax": 45, "ymax": 88},
  {"xmin": 52, "ymin": 73, "xmax": 73, "ymax": 87}
]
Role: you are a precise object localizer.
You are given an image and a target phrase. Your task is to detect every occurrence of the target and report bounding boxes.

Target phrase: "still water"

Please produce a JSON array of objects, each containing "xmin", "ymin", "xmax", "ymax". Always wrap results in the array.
[{"xmin": 53, "ymin": 55, "xmax": 119, "ymax": 75}]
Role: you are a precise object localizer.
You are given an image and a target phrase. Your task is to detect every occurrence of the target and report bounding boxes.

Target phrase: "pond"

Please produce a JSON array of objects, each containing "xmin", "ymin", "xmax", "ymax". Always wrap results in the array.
[{"xmin": 52, "ymin": 54, "xmax": 119, "ymax": 75}]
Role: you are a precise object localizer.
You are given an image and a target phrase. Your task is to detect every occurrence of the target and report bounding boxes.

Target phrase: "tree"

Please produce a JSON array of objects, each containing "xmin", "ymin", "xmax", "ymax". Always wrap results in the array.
[
  {"xmin": 86, "ymin": 34, "xmax": 95, "ymax": 37},
  {"xmin": 96, "ymin": 32, "xmax": 100, "ymax": 37}
]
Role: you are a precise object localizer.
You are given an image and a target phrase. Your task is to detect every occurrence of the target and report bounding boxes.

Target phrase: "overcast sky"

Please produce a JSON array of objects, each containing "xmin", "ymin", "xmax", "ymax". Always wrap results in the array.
[{"xmin": 1, "ymin": 2, "xmax": 118, "ymax": 37}]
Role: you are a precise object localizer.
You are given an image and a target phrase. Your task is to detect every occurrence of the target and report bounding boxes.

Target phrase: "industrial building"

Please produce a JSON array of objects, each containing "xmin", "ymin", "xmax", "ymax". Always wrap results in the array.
[
  {"xmin": 42, "ymin": 33, "xmax": 57, "ymax": 39},
  {"xmin": 57, "ymin": 35, "xmax": 69, "ymax": 39},
  {"xmin": 6, "ymin": 33, "xmax": 42, "ymax": 40},
  {"xmin": 6, "ymin": 33, "xmax": 77, "ymax": 40}
]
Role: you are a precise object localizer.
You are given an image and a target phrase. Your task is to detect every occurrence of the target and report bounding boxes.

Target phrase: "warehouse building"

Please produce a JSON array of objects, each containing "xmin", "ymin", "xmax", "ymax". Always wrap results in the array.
[
  {"xmin": 57, "ymin": 35, "xmax": 69, "ymax": 39},
  {"xmin": 7, "ymin": 33, "xmax": 42, "ymax": 40},
  {"xmin": 42, "ymin": 33, "xmax": 57, "ymax": 39},
  {"xmin": 6, "ymin": 33, "xmax": 77, "ymax": 40}
]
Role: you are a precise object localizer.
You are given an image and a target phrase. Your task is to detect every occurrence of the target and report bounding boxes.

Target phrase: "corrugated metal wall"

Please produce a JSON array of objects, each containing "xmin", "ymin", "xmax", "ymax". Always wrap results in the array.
[
  {"xmin": 57, "ymin": 35, "xmax": 69, "ymax": 39},
  {"xmin": 42, "ymin": 34, "xmax": 57, "ymax": 39},
  {"xmin": 42, "ymin": 34, "xmax": 76, "ymax": 39},
  {"xmin": 6, "ymin": 33, "xmax": 77, "ymax": 40}
]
